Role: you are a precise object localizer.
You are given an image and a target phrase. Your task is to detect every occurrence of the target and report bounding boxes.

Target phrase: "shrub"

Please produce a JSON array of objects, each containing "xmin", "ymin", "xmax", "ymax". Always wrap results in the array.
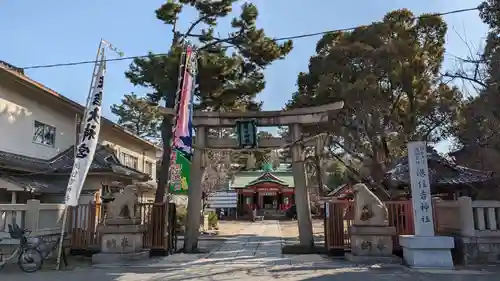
[
  {"xmin": 207, "ymin": 211, "xmax": 218, "ymax": 228},
  {"xmin": 176, "ymin": 206, "xmax": 187, "ymax": 232}
]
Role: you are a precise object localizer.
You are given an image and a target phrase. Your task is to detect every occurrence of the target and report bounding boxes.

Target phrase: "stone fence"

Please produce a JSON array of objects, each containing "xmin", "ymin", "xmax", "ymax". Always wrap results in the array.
[
  {"xmin": 0, "ymin": 199, "xmax": 65, "ymax": 245},
  {"xmin": 435, "ymin": 196, "xmax": 500, "ymax": 264}
]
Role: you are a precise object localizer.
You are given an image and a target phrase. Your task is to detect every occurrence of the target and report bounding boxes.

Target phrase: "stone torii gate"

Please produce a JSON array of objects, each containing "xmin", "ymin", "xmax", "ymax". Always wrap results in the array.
[{"xmin": 159, "ymin": 101, "xmax": 344, "ymax": 251}]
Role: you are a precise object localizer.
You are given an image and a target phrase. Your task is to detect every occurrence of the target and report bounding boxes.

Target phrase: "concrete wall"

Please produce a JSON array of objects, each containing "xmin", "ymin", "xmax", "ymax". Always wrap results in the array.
[
  {"xmin": 0, "ymin": 83, "xmax": 74, "ymax": 159},
  {"xmin": 0, "ymin": 200, "xmax": 65, "ymax": 241},
  {"xmin": 435, "ymin": 197, "xmax": 500, "ymax": 265},
  {"xmin": 0, "ymin": 200, "xmax": 65, "ymax": 260}
]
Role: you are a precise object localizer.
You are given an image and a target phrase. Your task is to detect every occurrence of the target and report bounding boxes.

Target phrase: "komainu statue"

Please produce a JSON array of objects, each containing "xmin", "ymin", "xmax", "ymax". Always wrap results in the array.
[
  {"xmin": 107, "ymin": 185, "xmax": 138, "ymax": 219},
  {"xmin": 352, "ymin": 183, "xmax": 388, "ymax": 226}
]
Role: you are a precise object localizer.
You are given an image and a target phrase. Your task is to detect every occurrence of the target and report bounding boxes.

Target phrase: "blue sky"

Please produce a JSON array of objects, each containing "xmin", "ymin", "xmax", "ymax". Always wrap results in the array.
[{"xmin": 0, "ymin": 0, "xmax": 488, "ymax": 152}]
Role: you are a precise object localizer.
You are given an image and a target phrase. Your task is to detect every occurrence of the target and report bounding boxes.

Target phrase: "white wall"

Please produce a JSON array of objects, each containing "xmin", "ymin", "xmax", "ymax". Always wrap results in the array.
[
  {"xmin": 100, "ymin": 131, "xmax": 157, "ymax": 181},
  {"xmin": 0, "ymin": 81, "xmax": 158, "ymax": 181},
  {"xmin": 0, "ymin": 83, "xmax": 75, "ymax": 159}
]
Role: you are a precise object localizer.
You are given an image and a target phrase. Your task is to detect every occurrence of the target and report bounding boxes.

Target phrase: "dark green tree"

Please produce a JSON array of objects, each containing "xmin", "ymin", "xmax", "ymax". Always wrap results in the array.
[
  {"xmin": 110, "ymin": 93, "xmax": 161, "ymax": 142},
  {"xmin": 286, "ymin": 9, "xmax": 462, "ymax": 191},
  {"xmin": 325, "ymin": 160, "xmax": 347, "ymax": 188},
  {"xmin": 125, "ymin": 1, "xmax": 293, "ymax": 204},
  {"xmin": 254, "ymin": 131, "xmax": 275, "ymax": 168},
  {"xmin": 234, "ymin": 130, "xmax": 276, "ymax": 170}
]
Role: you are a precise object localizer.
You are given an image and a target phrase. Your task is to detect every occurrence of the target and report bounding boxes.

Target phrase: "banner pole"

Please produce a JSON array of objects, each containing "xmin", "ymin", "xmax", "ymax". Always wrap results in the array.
[
  {"xmin": 80, "ymin": 40, "xmax": 104, "ymax": 139},
  {"xmin": 55, "ymin": 207, "xmax": 68, "ymax": 270},
  {"xmin": 55, "ymin": 112, "xmax": 86, "ymax": 270},
  {"xmin": 56, "ymin": 42, "xmax": 105, "ymax": 271}
]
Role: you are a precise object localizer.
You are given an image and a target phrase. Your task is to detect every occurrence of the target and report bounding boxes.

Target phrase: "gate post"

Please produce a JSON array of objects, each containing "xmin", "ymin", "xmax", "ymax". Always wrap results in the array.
[
  {"xmin": 290, "ymin": 123, "xmax": 314, "ymax": 248},
  {"xmin": 185, "ymin": 127, "xmax": 207, "ymax": 252}
]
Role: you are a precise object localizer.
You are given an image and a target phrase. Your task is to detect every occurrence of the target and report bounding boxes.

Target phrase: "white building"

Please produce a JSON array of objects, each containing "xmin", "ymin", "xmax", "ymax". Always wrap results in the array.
[{"xmin": 0, "ymin": 61, "xmax": 160, "ymax": 204}]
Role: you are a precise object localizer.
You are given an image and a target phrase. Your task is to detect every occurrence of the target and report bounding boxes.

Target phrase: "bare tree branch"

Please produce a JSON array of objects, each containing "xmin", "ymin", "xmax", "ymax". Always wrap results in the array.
[
  {"xmin": 184, "ymin": 15, "xmax": 211, "ymax": 39},
  {"xmin": 442, "ymin": 72, "xmax": 487, "ymax": 88}
]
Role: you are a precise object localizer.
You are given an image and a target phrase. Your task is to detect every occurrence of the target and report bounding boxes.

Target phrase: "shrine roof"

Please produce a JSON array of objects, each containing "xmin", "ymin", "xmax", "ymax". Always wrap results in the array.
[
  {"xmin": 231, "ymin": 169, "xmax": 294, "ymax": 188},
  {"xmin": 384, "ymin": 149, "xmax": 493, "ymax": 187},
  {"xmin": 0, "ymin": 144, "xmax": 149, "ymax": 186},
  {"xmin": 327, "ymin": 184, "xmax": 352, "ymax": 197},
  {"xmin": 0, "ymin": 174, "xmax": 70, "ymax": 194}
]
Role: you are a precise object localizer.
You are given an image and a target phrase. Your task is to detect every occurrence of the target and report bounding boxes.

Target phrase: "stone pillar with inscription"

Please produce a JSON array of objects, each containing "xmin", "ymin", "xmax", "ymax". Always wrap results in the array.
[
  {"xmin": 344, "ymin": 183, "xmax": 400, "ymax": 264},
  {"xmin": 399, "ymin": 141, "xmax": 454, "ymax": 269},
  {"xmin": 92, "ymin": 185, "xmax": 148, "ymax": 264}
]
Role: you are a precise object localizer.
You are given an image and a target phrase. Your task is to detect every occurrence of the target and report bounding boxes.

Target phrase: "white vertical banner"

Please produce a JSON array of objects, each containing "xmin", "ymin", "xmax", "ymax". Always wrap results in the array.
[
  {"xmin": 101, "ymin": 39, "xmax": 124, "ymax": 57},
  {"xmin": 407, "ymin": 141, "xmax": 435, "ymax": 237},
  {"xmin": 64, "ymin": 59, "xmax": 106, "ymax": 206}
]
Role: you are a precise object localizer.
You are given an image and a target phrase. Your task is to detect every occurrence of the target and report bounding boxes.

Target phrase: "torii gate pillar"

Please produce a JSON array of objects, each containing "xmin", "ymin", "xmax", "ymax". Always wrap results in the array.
[
  {"xmin": 290, "ymin": 123, "xmax": 314, "ymax": 247},
  {"xmin": 184, "ymin": 127, "xmax": 206, "ymax": 252}
]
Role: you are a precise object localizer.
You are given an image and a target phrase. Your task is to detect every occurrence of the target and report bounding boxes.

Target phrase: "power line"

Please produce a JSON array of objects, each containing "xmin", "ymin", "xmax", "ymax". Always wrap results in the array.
[
  {"xmin": 21, "ymin": 6, "xmax": 480, "ymax": 70},
  {"xmin": 272, "ymin": 7, "xmax": 480, "ymax": 41}
]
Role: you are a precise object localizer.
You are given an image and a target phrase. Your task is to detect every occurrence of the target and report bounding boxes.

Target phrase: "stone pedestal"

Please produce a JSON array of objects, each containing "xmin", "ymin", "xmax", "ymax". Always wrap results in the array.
[
  {"xmin": 345, "ymin": 225, "xmax": 401, "ymax": 264},
  {"xmin": 399, "ymin": 235, "xmax": 454, "ymax": 269},
  {"xmin": 92, "ymin": 218, "xmax": 149, "ymax": 264},
  {"xmin": 200, "ymin": 214, "xmax": 209, "ymax": 232}
]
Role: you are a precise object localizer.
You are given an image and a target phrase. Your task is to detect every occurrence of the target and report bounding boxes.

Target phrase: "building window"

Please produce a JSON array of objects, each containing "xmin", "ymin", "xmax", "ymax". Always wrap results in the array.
[
  {"xmin": 144, "ymin": 161, "xmax": 153, "ymax": 176},
  {"xmin": 120, "ymin": 152, "xmax": 138, "ymax": 169},
  {"xmin": 33, "ymin": 121, "xmax": 56, "ymax": 146}
]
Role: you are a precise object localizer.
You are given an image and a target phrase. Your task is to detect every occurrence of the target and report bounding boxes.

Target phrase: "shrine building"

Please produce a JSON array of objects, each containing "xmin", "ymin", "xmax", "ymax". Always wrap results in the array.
[{"xmin": 231, "ymin": 163, "xmax": 295, "ymax": 218}]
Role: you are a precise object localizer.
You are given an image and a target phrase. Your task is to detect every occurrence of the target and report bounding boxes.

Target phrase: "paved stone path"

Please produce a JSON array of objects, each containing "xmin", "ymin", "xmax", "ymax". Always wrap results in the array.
[{"xmin": 3, "ymin": 220, "xmax": 500, "ymax": 280}]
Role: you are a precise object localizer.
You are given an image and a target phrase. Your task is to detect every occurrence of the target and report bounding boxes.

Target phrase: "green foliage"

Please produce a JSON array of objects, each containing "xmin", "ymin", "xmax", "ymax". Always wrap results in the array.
[
  {"xmin": 126, "ymin": 1, "xmax": 293, "ymax": 111},
  {"xmin": 325, "ymin": 160, "xmax": 347, "ymax": 187},
  {"xmin": 286, "ymin": 9, "xmax": 462, "ymax": 183},
  {"xmin": 176, "ymin": 206, "xmax": 187, "ymax": 232},
  {"xmin": 124, "ymin": 1, "xmax": 293, "ymax": 202},
  {"xmin": 110, "ymin": 93, "xmax": 161, "ymax": 141},
  {"xmin": 253, "ymin": 131, "xmax": 275, "ymax": 169},
  {"xmin": 207, "ymin": 211, "xmax": 218, "ymax": 228},
  {"xmin": 234, "ymin": 131, "xmax": 276, "ymax": 170}
]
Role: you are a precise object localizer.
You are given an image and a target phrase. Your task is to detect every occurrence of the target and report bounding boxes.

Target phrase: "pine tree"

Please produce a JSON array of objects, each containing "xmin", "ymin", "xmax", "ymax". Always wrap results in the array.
[
  {"xmin": 125, "ymin": 1, "xmax": 292, "ymax": 203},
  {"xmin": 124, "ymin": 1, "xmax": 293, "ymax": 251},
  {"xmin": 111, "ymin": 93, "xmax": 161, "ymax": 143}
]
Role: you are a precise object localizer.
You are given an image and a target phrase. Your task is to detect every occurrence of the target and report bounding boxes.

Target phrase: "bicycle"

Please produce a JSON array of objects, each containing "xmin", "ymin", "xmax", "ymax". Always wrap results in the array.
[
  {"xmin": 34, "ymin": 234, "xmax": 68, "ymax": 267},
  {"xmin": 0, "ymin": 224, "xmax": 44, "ymax": 273}
]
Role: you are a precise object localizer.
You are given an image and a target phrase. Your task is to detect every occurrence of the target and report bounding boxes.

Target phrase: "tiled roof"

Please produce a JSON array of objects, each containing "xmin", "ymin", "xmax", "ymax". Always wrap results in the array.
[
  {"xmin": 231, "ymin": 170, "xmax": 295, "ymax": 188},
  {"xmin": 0, "ymin": 144, "xmax": 149, "ymax": 179},
  {"xmin": 0, "ymin": 174, "xmax": 69, "ymax": 194},
  {"xmin": 384, "ymin": 150, "xmax": 493, "ymax": 187},
  {"xmin": 246, "ymin": 172, "xmax": 289, "ymax": 187},
  {"xmin": 0, "ymin": 144, "xmax": 150, "ymax": 194},
  {"xmin": 327, "ymin": 184, "xmax": 352, "ymax": 197}
]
